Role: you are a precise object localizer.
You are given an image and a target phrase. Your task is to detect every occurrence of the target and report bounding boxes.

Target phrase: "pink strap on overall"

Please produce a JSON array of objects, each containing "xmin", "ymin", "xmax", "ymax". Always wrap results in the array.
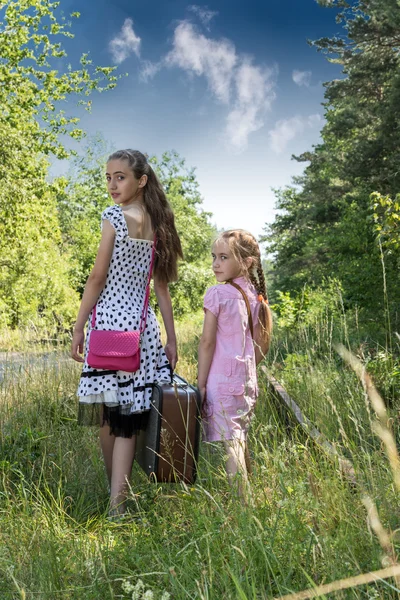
[{"xmin": 91, "ymin": 235, "xmax": 157, "ymax": 331}]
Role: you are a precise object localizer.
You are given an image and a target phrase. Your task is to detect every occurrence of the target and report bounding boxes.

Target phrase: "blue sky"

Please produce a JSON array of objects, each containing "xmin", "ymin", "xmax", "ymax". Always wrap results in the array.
[{"xmin": 52, "ymin": 0, "xmax": 343, "ymax": 241}]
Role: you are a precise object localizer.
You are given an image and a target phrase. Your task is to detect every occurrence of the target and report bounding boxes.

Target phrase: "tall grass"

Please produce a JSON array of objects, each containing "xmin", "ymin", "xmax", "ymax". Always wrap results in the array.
[{"xmin": 0, "ymin": 313, "xmax": 399, "ymax": 599}]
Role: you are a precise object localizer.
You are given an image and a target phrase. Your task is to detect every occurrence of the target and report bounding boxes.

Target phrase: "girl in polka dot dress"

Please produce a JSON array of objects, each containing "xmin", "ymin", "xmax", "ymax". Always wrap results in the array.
[{"xmin": 71, "ymin": 149, "xmax": 182, "ymax": 516}]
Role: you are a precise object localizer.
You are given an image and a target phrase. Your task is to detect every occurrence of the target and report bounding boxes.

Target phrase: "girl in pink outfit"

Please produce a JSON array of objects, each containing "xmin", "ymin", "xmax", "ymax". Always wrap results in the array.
[{"xmin": 198, "ymin": 230, "xmax": 272, "ymax": 498}]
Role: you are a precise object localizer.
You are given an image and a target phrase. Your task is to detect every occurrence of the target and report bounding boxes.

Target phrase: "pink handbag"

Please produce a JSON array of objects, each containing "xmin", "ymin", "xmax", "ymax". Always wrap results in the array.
[
  {"xmin": 87, "ymin": 328, "xmax": 141, "ymax": 371},
  {"xmin": 87, "ymin": 237, "xmax": 156, "ymax": 372}
]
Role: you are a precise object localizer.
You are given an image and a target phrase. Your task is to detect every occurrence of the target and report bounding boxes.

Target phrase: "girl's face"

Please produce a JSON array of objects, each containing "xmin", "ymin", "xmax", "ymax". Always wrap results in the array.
[
  {"xmin": 212, "ymin": 240, "xmax": 243, "ymax": 282},
  {"xmin": 106, "ymin": 159, "xmax": 146, "ymax": 206}
]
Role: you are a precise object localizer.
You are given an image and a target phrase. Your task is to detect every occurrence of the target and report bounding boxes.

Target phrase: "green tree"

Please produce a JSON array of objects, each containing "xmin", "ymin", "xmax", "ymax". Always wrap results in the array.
[
  {"xmin": 152, "ymin": 151, "xmax": 216, "ymax": 316},
  {"xmin": 56, "ymin": 135, "xmax": 114, "ymax": 295},
  {"xmin": 264, "ymin": 0, "xmax": 400, "ymax": 325},
  {"xmin": 0, "ymin": 0, "xmax": 117, "ymax": 328},
  {"xmin": 372, "ymin": 191, "xmax": 400, "ymax": 251}
]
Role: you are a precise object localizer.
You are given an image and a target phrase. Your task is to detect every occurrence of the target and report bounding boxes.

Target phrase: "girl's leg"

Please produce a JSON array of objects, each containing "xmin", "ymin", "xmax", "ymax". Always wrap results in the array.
[
  {"xmin": 99, "ymin": 424, "xmax": 115, "ymax": 485},
  {"xmin": 109, "ymin": 435, "xmax": 137, "ymax": 515},
  {"xmin": 223, "ymin": 438, "xmax": 250, "ymax": 501}
]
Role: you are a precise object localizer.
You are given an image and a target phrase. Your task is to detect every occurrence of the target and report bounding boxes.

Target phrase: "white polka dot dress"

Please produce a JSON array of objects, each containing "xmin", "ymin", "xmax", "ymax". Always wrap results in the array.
[{"xmin": 77, "ymin": 205, "xmax": 172, "ymax": 435}]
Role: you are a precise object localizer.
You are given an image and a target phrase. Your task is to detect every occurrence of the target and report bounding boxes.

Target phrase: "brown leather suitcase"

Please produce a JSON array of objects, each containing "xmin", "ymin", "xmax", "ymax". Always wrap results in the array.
[{"xmin": 135, "ymin": 374, "xmax": 201, "ymax": 483}]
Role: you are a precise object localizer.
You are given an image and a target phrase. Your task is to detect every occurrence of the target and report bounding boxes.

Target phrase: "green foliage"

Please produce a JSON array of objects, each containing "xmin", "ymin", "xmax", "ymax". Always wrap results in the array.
[
  {"xmin": 272, "ymin": 279, "xmax": 346, "ymax": 340},
  {"xmin": 0, "ymin": 134, "xmax": 80, "ymax": 328},
  {"xmin": 371, "ymin": 191, "xmax": 400, "ymax": 250},
  {"xmin": 264, "ymin": 0, "xmax": 400, "ymax": 329},
  {"xmin": 365, "ymin": 348, "xmax": 400, "ymax": 406},
  {"xmin": 0, "ymin": 0, "xmax": 117, "ymax": 158},
  {"xmin": 168, "ymin": 263, "xmax": 212, "ymax": 318},
  {"xmin": 151, "ymin": 151, "xmax": 214, "ymax": 264},
  {"xmin": 0, "ymin": 1, "xmax": 117, "ymax": 329},
  {"xmin": 55, "ymin": 135, "xmax": 113, "ymax": 294}
]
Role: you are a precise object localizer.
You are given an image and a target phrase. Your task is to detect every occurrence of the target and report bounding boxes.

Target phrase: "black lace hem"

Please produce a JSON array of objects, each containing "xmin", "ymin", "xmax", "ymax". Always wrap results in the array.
[{"xmin": 77, "ymin": 403, "xmax": 150, "ymax": 438}]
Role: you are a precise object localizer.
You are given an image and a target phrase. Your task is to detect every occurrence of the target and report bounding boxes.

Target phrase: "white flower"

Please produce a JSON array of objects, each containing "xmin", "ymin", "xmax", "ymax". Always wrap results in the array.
[
  {"xmin": 143, "ymin": 591, "xmax": 154, "ymax": 600},
  {"xmin": 84, "ymin": 559, "xmax": 95, "ymax": 577},
  {"xmin": 134, "ymin": 579, "xmax": 145, "ymax": 592},
  {"xmin": 161, "ymin": 593, "xmax": 171, "ymax": 600},
  {"xmin": 122, "ymin": 580, "xmax": 135, "ymax": 594}
]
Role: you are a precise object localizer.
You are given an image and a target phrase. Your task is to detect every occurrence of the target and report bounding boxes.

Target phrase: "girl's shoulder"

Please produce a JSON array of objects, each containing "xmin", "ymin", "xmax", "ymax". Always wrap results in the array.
[
  {"xmin": 204, "ymin": 283, "xmax": 230, "ymax": 299},
  {"xmin": 101, "ymin": 205, "xmax": 125, "ymax": 237},
  {"xmin": 204, "ymin": 283, "xmax": 238, "ymax": 317},
  {"xmin": 102, "ymin": 205, "xmax": 121, "ymax": 222},
  {"xmin": 205, "ymin": 283, "xmax": 249, "ymax": 301},
  {"xmin": 204, "ymin": 285, "xmax": 221, "ymax": 317}
]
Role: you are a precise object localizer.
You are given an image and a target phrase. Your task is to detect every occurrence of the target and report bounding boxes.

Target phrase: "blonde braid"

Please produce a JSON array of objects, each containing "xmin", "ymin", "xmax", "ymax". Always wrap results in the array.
[
  {"xmin": 256, "ymin": 259, "xmax": 268, "ymax": 303},
  {"xmin": 253, "ymin": 254, "xmax": 272, "ymax": 356},
  {"xmin": 249, "ymin": 269, "xmax": 259, "ymax": 292}
]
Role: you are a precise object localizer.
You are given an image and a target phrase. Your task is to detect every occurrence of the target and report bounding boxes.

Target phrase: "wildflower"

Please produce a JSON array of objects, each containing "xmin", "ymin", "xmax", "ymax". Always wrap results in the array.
[
  {"xmin": 131, "ymin": 579, "xmax": 145, "ymax": 598},
  {"xmin": 104, "ymin": 532, "xmax": 116, "ymax": 549},
  {"xmin": 84, "ymin": 559, "xmax": 95, "ymax": 577},
  {"xmin": 122, "ymin": 579, "xmax": 134, "ymax": 594},
  {"xmin": 161, "ymin": 593, "xmax": 171, "ymax": 600},
  {"xmin": 134, "ymin": 579, "xmax": 145, "ymax": 592},
  {"xmin": 143, "ymin": 591, "xmax": 154, "ymax": 600}
]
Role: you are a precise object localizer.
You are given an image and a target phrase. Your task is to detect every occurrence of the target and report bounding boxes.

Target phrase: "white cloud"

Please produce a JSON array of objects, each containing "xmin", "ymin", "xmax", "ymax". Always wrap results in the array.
[
  {"xmin": 140, "ymin": 60, "xmax": 162, "ymax": 82},
  {"xmin": 292, "ymin": 69, "xmax": 312, "ymax": 87},
  {"xmin": 226, "ymin": 60, "xmax": 276, "ymax": 148},
  {"xmin": 188, "ymin": 5, "xmax": 218, "ymax": 29},
  {"xmin": 109, "ymin": 18, "xmax": 141, "ymax": 64},
  {"xmin": 164, "ymin": 22, "xmax": 276, "ymax": 149},
  {"xmin": 268, "ymin": 114, "xmax": 322, "ymax": 154},
  {"xmin": 165, "ymin": 22, "xmax": 236, "ymax": 103}
]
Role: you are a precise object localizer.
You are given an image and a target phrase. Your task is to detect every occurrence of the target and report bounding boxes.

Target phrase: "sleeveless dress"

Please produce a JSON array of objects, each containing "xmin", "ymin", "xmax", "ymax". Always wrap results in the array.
[
  {"xmin": 77, "ymin": 205, "xmax": 172, "ymax": 437},
  {"xmin": 202, "ymin": 276, "xmax": 260, "ymax": 443}
]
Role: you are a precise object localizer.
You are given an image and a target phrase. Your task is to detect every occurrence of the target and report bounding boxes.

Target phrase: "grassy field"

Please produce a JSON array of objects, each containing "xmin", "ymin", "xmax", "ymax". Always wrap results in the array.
[{"xmin": 0, "ymin": 316, "xmax": 399, "ymax": 599}]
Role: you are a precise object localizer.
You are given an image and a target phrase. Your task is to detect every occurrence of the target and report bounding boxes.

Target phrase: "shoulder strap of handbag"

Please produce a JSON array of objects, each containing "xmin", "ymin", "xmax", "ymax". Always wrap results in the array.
[
  {"xmin": 227, "ymin": 280, "xmax": 254, "ymax": 339},
  {"xmin": 91, "ymin": 235, "xmax": 157, "ymax": 333}
]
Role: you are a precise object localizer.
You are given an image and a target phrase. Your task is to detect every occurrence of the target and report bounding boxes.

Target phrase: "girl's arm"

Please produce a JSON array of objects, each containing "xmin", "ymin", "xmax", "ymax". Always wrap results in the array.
[
  {"xmin": 197, "ymin": 309, "xmax": 217, "ymax": 402},
  {"xmin": 154, "ymin": 277, "xmax": 178, "ymax": 370},
  {"xmin": 71, "ymin": 220, "xmax": 115, "ymax": 362}
]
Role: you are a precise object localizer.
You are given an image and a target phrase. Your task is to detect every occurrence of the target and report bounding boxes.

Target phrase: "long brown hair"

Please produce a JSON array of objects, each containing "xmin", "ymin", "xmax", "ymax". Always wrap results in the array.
[
  {"xmin": 108, "ymin": 149, "xmax": 183, "ymax": 282},
  {"xmin": 217, "ymin": 229, "xmax": 273, "ymax": 353}
]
